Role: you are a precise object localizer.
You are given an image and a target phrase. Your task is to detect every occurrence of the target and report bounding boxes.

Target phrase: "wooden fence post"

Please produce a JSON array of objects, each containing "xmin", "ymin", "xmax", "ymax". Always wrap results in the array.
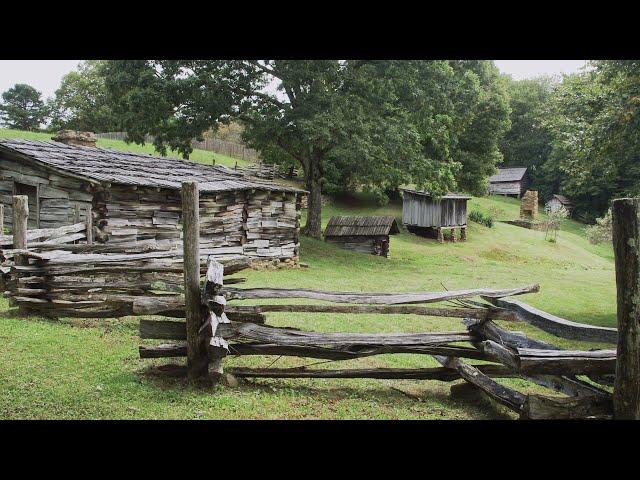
[
  {"xmin": 0, "ymin": 204, "xmax": 4, "ymax": 233},
  {"xmin": 182, "ymin": 181, "xmax": 209, "ymax": 380},
  {"xmin": 612, "ymin": 197, "xmax": 640, "ymax": 419},
  {"xmin": 86, "ymin": 208, "xmax": 93, "ymax": 245},
  {"xmin": 12, "ymin": 195, "xmax": 28, "ymax": 266}
]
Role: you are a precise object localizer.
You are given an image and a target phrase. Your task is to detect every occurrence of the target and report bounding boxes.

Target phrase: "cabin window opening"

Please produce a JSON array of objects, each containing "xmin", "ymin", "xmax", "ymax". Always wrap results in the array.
[{"xmin": 14, "ymin": 182, "xmax": 39, "ymax": 228}]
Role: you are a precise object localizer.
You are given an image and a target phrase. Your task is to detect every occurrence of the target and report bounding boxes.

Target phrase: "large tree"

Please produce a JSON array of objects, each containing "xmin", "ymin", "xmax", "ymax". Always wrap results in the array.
[
  {"xmin": 48, "ymin": 60, "xmax": 119, "ymax": 133},
  {"xmin": 103, "ymin": 60, "xmax": 509, "ymax": 237},
  {"xmin": 0, "ymin": 83, "xmax": 48, "ymax": 130},
  {"xmin": 500, "ymin": 76, "xmax": 554, "ymax": 171},
  {"xmin": 540, "ymin": 61, "xmax": 640, "ymax": 220},
  {"xmin": 451, "ymin": 60, "xmax": 511, "ymax": 195}
]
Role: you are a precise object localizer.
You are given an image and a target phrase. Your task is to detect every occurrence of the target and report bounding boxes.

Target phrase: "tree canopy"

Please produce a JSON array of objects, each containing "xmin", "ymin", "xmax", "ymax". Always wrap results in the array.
[
  {"xmin": 102, "ymin": 60, "xmax": 511, "ymax": 237},
  {"xmin": 0, "ymin": 83, "xmax": 48, "ymax": 130},
  {"xmin": 500, "ymin": 75, "xmax": 555, "ymax": 173},
  {"xmin": 48, "ymin": 61, "xmax": 120, "ymax": 133},
  {"xmin": 538, "ymin": 61, "xmax": 640, "ymax": 220}
]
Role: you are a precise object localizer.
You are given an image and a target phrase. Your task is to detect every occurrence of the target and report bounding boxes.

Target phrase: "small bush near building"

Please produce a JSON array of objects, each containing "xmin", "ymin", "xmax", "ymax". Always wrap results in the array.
[
  {"xmin": 469, "ymin": 210, "xmax": 494, "ymax": 228},
  {"xmin": 585, "ymin": 209, "xmax": 613, "ymax": 245},
  {"xmin": 543, "ymin": 205, "xmax": 569, "ymax": 243}
]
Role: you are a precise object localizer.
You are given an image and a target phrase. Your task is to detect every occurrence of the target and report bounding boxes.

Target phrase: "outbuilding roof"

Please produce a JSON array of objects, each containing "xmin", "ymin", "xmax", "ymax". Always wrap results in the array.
[
  {"xmin": 401, "ymin": 189, "xmax": 471, "ymax": 200},
  {"xmin": 488, "ymin": 167, "xmax": 528, "ymax": 183},
  {"xmin": 324, "ymin": 216, "xmax": 400, "ymax": 237},
  {"xmin": 0, "ymin": 138, "xmax": 303, "ymax": 193},
  {"xmin": 551, "ymin": 194, "xmax": 573, "ymax": 206}
]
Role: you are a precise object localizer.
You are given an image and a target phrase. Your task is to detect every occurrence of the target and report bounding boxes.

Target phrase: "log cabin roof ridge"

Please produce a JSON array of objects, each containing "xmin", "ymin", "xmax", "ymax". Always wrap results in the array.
[
  {"xmin": 489, "ymin": 167, "xmax": 528, "ymax": 183},
  {"xmin": 401, "ymin": 188, "xmax": 471, "ymax": 200},
  {"xmin": 0, "ymin": 138, "xmax": 304, "ymax": 193}
]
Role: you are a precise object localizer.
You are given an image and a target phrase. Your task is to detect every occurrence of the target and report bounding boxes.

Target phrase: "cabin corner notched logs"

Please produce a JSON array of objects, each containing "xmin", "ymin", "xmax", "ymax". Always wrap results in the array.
[{"xmin": 0, "ymin": 138, "xmax": 304, "ymax": 263}]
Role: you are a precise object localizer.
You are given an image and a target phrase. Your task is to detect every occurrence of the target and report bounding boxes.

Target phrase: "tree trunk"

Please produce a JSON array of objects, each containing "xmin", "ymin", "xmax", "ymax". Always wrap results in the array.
[{"xmin": 303, "ymin": 151, "xmax": 323, "ymax": 239}]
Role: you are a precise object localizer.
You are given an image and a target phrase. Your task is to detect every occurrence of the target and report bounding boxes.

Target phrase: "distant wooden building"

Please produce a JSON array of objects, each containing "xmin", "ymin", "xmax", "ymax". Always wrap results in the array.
[
  {"xmin": 324, "ymin": 216, "xmax": 399, "ymax": 257},
  {"xmin": 488, "ymin": 167, "xmax": 529, "ymax": 198},
  {"xmin": 0, "ymin": 133, "xmax": 304, "ymax": 262},
  {"xmin": 545, "ymin": 194, "xmax": 574, "ymax": 217},
  {"xmin": 401, "ymin": 189, "xmax": 470, "ymax": 243}
]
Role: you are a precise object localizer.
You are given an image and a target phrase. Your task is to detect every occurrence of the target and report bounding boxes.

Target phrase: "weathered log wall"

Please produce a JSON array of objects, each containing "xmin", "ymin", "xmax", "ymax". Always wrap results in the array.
[
  {"xmin": 0, "ymin": 156, "xmax": 93, "ymax": 231},
  {"xmin": 325, "ymin": 235, "xmax": 389, "ymax": 257},
  {"xmin": 0, "ymin": 153, "xmax": 302, "ymax": 261}
]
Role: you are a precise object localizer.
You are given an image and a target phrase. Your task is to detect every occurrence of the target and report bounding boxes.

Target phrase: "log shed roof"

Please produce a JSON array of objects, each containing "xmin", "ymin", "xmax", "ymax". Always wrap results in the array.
[
  {"xmin": 0, "ymin": 138, "xmax": 304, "ymax": 193},
  {"xmin": 551, "ymin": 194, "xmax": 573, "ymax": 207},
  {"xmin": 401, "ymin": 189, "xmax": 471, "ymax": 200},
  {"xmin": 488, "ymin": 167, "xmax": 528, "ymax": 183},
  {"xmin": 324, "ymin": 216, "xmax": 400, "ymax": 237}
]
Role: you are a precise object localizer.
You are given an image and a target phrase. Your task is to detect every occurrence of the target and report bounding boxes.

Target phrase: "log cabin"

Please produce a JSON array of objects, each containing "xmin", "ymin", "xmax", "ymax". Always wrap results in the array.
[
  {"xmin": 324, "ymin": 216, "xmax": 399, "ymax": 257},
  {"xmin": 488, "ymin": 167, "xmax": 529, "ymax": 198},
  {"xmin": 0, "ymin": 133, "xmax": 305, "ymax": 262},
  {"xmin": 401, "ymin": 189, "xmax": 470, "ymax": 242}
]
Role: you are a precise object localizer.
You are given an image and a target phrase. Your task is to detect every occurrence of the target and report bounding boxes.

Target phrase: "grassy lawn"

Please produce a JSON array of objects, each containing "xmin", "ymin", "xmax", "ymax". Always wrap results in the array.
[
  {"xmin": 0, "ymin": 128, "xmax": 252, "ymax": 170},
  {"xmin": 0, "ymin": 130, "xmax": 616, "ymax": 419}
]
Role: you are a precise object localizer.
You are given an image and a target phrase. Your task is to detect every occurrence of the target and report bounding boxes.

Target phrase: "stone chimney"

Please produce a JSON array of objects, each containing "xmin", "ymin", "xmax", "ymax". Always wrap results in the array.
[
  {"xmin": 52, "ymin": 130, "xmax": 97, "ymax": 148},
  {"xmin": 520, "ymin": 190, "xmax": 539, "ymax": 220}
]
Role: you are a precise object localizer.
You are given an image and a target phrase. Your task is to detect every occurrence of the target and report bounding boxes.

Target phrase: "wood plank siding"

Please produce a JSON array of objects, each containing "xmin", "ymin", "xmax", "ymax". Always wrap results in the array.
[{"xmin": 402, "ymin": 190, "xmax": 469, "ymax": 228}]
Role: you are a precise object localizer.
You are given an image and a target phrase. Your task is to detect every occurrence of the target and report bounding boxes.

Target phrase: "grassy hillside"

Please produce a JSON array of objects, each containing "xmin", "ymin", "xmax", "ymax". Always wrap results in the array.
[
  {"xmin": 0, "ymin": 129, "xmax": 617, "ymax": 419},
  {"xmin": 0, "ymin": 128, "xmax": 252, "ymax": 169}
]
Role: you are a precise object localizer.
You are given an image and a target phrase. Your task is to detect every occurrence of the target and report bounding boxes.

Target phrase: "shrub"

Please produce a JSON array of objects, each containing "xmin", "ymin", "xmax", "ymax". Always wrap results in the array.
[
  {"xmin": 543, "ymin": 205, "xmax": 569, "ymax": 242},
  {"xmin": 585, "ymin": 209, "xmax": 612, "ymax": 245},
  {"xmin": 469, "ymin": 210, "xmax": 494, "ymax": 228}
]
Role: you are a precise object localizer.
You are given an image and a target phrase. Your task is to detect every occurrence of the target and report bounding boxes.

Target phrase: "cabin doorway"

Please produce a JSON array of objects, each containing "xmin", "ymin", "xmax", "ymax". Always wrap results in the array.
[{"xmin": 14, "ymin": 182, "xmax": 39, "ymax": 229}]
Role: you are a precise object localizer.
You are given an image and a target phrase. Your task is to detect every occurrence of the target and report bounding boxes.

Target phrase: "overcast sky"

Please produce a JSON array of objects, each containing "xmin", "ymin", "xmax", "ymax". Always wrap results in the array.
[{"xmin": 0, "ymin": 60, "xmax": 589, "ymax": 99}]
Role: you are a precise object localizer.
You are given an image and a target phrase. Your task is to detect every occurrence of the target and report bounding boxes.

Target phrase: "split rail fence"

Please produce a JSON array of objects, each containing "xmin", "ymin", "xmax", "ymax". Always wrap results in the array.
[{"xmin": 2, "ymin": 189, "xmax": 639, "ymax": 419}]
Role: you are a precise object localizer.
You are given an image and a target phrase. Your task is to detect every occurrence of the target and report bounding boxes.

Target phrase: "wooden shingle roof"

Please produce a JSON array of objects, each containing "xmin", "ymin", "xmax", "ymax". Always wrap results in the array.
[
  {"xmin": 324, "ymin": 216, "xmax": 400, "ymax": 237},
  {"xmin": 401, "ymin": 189, "xmax": 471, "ymax": 200},
  {"xmin": 489, "ymin": 167, "xmax": 528, "ymax": 183},
  {"xmin": 0, "ymin": 138, "xmax": 303, "ymax": 193},
  {"xmin": 552, "ymin": 194, "xmax": 573, "ymax": 206}
]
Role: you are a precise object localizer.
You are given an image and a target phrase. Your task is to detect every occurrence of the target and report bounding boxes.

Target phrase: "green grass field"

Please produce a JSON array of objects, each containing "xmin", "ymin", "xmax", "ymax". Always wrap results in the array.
[
  {"xmin": 0, "ymin": 130, "xmax": 616, "ymax": 419},
  {"xmin": 0, "ymin": 128, "xmax": 252, "ymax": 169}
]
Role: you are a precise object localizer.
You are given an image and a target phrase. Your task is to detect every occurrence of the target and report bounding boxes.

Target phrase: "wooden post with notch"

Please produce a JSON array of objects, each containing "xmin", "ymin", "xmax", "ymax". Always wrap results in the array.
[
  {"xmin": 612, "ymin": 197, "xmax": 640, "ymax": 419},
  {"xmin": 182, "ymin": 181, "xmax": 209, "ymax": 380},
  {"xmin": 12, "ymin": 195, "xmax": 28, "ymax": 266}
]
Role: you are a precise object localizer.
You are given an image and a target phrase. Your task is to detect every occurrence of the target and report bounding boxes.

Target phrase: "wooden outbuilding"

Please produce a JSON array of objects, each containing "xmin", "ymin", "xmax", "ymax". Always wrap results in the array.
[
  {"xmin": 0, "ymin": 134, "xmax": 305, "ymax": 262},
  {"xmin": 545, "ymin": 194, "xmax": 574, "ymax": 217},
  {"xmin": 324, "ymin": 215, "xmax": 399, "ymax": 257},
  {"xmin": 401, "ymin": 189, "xmax": 470, "ymax": 243},
  {"xmin": 488, "ymin": 167, "xmax": 529, "ymax": 198}
]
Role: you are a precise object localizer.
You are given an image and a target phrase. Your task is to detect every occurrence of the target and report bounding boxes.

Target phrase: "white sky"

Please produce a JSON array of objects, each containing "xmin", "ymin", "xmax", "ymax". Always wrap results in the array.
[
  {"xmin": 0, "ymin": 60, "xmax": 589, "ymax": 99},
  {"xmin": 494, "ymin": 60, "xmax": 587, "ymax": 80}
]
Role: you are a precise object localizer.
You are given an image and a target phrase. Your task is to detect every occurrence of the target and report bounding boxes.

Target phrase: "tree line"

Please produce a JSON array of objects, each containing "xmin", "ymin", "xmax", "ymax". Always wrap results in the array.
[{"xmin": 1, "ymin": 60, "xmax": 638, "ymax": 233}]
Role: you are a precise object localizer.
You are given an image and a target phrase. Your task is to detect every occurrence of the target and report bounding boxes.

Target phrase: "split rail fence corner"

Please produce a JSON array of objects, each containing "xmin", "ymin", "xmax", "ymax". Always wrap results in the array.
[{"xmin": 2, "ymin": 189, "xmax": 639, "ymax": 420}]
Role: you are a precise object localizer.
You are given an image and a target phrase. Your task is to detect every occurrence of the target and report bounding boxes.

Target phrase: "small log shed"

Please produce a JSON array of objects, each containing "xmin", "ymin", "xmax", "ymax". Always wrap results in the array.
[
  {"xmin": 545, "ymin": 194, "xmax": 574, "ymax": 217},
  {"xmin": 0, "ymin": 134, "xmax": 305, "ymax": 262},
  {"xmin": 324, "ymin": 215, "xmax": 399, "ymax": 257},
  {"xmin": 488, "ymin": 167, "xmax": 529, "ymax": 198},
  {"xmin": 402, "ymin": 189, "xmax": 470, "ymax": 243}
]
